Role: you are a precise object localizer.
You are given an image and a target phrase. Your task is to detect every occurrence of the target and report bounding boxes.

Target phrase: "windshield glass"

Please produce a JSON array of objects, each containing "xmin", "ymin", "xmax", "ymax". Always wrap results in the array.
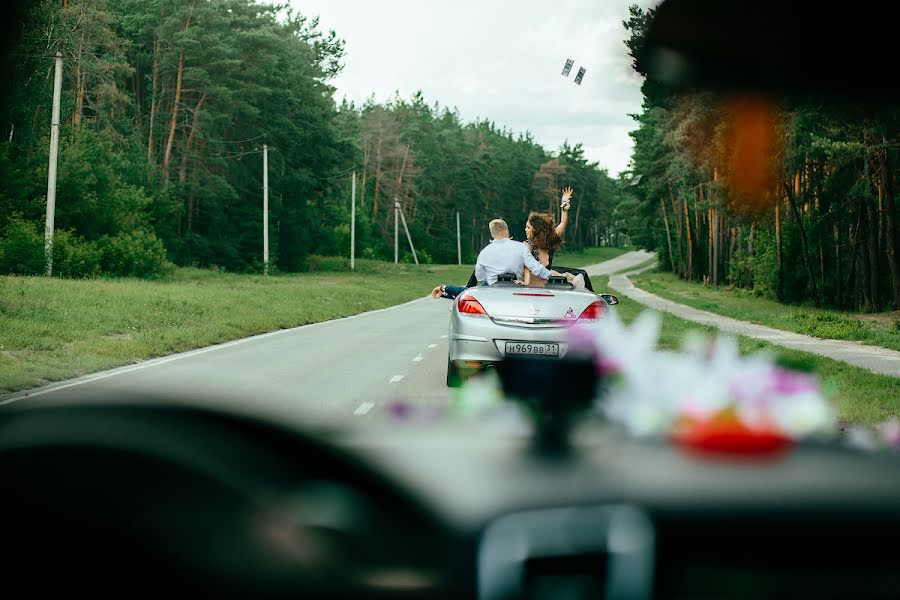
[{"xmin": 1, "ymin": 0, "xmax": 898, "ymax": 444}]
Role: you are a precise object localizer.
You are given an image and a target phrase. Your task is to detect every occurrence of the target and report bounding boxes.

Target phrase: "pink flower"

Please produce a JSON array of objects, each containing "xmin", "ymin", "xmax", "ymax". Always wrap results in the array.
[
  {"xmin": 567, "ymin": 323, "xmax": 599, "ymax": 356},
  {"xmin": 882, "ymin": 420, "xmax": 900, "ymax": 447},
  {"xmin": 597, "ymin": 357, "xmax": 622, "ymax": 376},
  {"xmin": 771, "ymin": 368, "xmax": 819, "ymax": 394}
]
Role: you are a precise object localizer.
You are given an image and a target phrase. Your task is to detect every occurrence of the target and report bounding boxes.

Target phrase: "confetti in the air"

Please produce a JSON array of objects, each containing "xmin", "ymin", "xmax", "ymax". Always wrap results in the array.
[{"xmin": 574, "ymin": 66, "xmax": 586, "ymax": 85}]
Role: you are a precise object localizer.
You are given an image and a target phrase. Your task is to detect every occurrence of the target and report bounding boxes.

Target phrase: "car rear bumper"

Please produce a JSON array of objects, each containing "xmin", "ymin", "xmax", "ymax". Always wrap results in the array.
[{"xmin": 449, "ymin": 313, "xmax": 590, "ymax": 367}]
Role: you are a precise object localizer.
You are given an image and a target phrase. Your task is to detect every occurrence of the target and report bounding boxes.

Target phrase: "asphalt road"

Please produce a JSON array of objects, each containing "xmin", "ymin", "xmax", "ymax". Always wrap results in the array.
[{"xmin": 2, "ymin": 251, "xmax": 655, "ymax": 424}]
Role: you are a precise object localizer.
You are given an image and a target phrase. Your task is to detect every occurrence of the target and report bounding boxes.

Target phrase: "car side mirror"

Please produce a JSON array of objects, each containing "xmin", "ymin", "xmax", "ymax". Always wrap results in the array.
[{"xmin": 600, "ymin": 294, "xmax": 619, "ymax": 306}]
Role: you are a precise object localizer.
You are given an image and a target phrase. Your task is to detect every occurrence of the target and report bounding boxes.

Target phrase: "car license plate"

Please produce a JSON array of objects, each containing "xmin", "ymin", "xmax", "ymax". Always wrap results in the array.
[{"xmin": 504, "ymin": 342, "xmax": 559, "ymax": 357}]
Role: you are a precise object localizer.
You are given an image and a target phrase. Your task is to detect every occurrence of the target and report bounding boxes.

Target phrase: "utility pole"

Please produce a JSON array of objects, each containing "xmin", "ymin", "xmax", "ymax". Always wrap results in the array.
[
  {"xmin": 397, "ymin": 199, "xmax": 418, "ymax": 265},
  {"xmin": 263, "ymin": 143, "xmax": 269, "ymax": 275},
  {"xmin": 456, "ymin": 211, "xmax": 461, "ymax": 265},
  {"xmin": 350, "ymin": 171, "xmax": 356, "ymax": 271},
  {"xmin": 44, "ymin": 50, "xmax": 63, "ymax": 276},
  {"xmin": 394, "ymin": 198, "xmax": 399, "ymax": 264}
]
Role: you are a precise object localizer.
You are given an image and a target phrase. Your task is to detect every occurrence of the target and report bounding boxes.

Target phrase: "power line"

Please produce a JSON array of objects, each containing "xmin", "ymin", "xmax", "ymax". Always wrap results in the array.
[
  {"xmin": 199, "ymin": 133, "xmax": 267, "ymax": 146},
  {"xmin": 313, "ymin": 165, "xmax": 357, "ymax": 181}
]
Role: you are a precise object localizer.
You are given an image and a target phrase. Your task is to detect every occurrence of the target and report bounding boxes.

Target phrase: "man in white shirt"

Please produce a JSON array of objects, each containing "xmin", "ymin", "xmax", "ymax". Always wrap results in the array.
[
  {"xmin": 431, "ymin": 219, "xmax": 551, "ymax": 299},
  {"xmin": 474, "ymin": 219, "xmax": 552, "ymax": 284}
]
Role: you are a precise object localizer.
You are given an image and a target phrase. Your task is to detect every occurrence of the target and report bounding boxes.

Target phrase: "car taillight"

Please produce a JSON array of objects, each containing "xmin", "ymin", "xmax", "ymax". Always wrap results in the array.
[
  {"xmin": 578, "ymin": 300, "xmax": 605, "ymax": 321},
  {"xmin": 457, "ymin": 294, "xmax": 488, "ymax": 316}
]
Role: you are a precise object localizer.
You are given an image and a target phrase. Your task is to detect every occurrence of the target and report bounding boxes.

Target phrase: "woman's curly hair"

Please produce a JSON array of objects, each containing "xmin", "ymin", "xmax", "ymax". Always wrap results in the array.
[{"xmin": 527, "ymin": 211, "xmax": 562, "ymax": 253}]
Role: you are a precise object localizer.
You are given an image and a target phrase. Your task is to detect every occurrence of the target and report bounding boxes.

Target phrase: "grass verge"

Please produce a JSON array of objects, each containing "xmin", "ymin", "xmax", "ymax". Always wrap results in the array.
[
  {"xmin": 596, "ymin": 274, "xmax": 900, "ymax": 426},
  {"xmin": 0, "ymin": 260, "xmax": 472, "ymax": 395},
  {"xmin": 630, "ymin": 270, "xmax": 900, "ymax": 352},
  {"xmin": 554, "ymin": 246, "xmax": 631, "ymax": 268}
]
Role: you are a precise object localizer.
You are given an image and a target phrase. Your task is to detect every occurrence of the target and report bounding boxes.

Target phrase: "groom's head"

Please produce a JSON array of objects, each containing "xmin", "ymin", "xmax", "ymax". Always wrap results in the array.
[{"xmin": 489, "ymin": 219, "xmax": 510, "ymax": 240}]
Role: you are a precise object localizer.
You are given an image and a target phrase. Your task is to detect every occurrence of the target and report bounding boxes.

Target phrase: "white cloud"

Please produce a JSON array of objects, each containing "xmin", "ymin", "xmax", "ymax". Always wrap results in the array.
[{"xmin": 286, "ymin": 0, "xmax": 657, "ymax": 176}]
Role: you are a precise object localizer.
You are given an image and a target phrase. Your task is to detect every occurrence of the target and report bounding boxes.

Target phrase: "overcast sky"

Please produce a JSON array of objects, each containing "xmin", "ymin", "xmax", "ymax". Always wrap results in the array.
[{"xmin": 287, "ymin": 0, "xmax": 658, "ymax": 177}]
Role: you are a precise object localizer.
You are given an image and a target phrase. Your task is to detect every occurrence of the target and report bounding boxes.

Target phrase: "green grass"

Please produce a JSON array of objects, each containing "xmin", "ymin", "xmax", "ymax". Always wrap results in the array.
[
  {"xmin": 596, "ymin": 274, "xmax": 900, "ymax": 426},
  {"xmin": 554, "ymin": 246, "xmax": 631, "ymax": 268},
  {"xmin": 631, "ymin": 270, "xmax": 900, "ymax": 352},
  {"xmin": 0, "ymin": 260, "xmax": 473, "ymax": 395}
]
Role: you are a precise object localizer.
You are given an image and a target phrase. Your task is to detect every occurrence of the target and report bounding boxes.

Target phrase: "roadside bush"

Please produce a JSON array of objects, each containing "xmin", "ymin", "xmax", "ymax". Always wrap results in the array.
[
  {"xmin": 400, "ymin": 250, "xmax": 430, "ymax": 264},
  {"xmin": 0, "ymin": 219, "xmax": 111, "ymax": 278},
  {"xmin": 97, "ymin": 229, "xmax": 171, "ymax": 278},
  {"xmin": 0, "ymin": 218, "xmax": 44, "ymax": 275},
  {"xmin": 52, "ymin": 230, "xmax": 102, "ymax": 278}
]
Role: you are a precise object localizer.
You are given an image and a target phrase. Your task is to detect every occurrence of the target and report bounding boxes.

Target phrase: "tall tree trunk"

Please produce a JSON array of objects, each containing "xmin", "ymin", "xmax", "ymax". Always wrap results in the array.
[
  {"xmin": 162, "ymin": 53, "xmax": 185, "ymax": 180},
  {"xmin": 405, "ymin": 157, "xmax": 416, "ymax": 219},
  {"xmin": 881, "ymin": 136, "xmax": 900, "ymax": 309},
  {"xmin": 858, "ymin": 199, "xmax": 873, "ymax": 311},
  {"xmin": 162, "ymin": 2, "xmax": 195, "ymax": 181},
  {"xmin": 864, "ymin": 152, "xmax": 880, "ymax": 311},
  {"xmin": 683, "ymin": 195, "xmax": 693, "ymax": 280},
  {"xmin": 660, "ymin": 198, "xmax": 676, "ymax": 274},
  {"xmin": 708, "ymin": 206, "xmax": 714, "ymax": 284},
  {"xmin": 833, "ymin": 220, "xmax": 842, "ymax": 308},
  {"xmin": 396, "ymin": 143, "xmax": 410, "ymax": 213},
  {"xmin": 179, "ymin": 92, "xmax": 206, "ymax": 185},
  {"xmin": 147, "ymin": 39, "xmax": 160, "ymax": 163},
  {"xmin": 775, "ymin": 198, "xmax": 784, "ymax": 301},
  {"xmin": 846, "ymin": 204, "xmax": 862, "ymax": 305},
  {"xmin": 712, "ymin": 209, "xmax": 719, "ymax": 285},
  {"xmin": 748, "ymin": 221, "xmax": 755, "ymax": 289},
  {"xmin": 784, "ymin": 180, "xmax": 820, "ymax": 305},
  {"xmin": 730, "ymin": 226, "xmax": 739, "ymax": 284},
  {"xmin": 372, "ymin": 178, "xmax": 380, "ymax": 220},
  {"xmin": 699, "ymin": 183, "xmax": 708, "ymax": 281},
  {"xmin": 74, "ymin": 29, "xmax": 85, "ymax": 128},
  {"xmin": 360, "ymin": 139, "xmax": 369, "ymax": 210},
  {"xmin": 372, "ymin": 123, "xmax": 382, "ymax": 219},
  {"xmin": 711, "ymin": 171, "xmax": 720, "ymax": 285},
  {"xmin": 694, "ymin": 185, "xmax": 700, "ymax": 237},
  {"xmin": 668, "ymin": 184, "xmax": 684, "ymax": 276},
  {"xmin": 397, "ymin": 143, "xmax": 410, "ymax": 187},
  {"xmin": 877, "ymin": 176, "xmax": 885, "ymax": 256},
  {"xmin": 867, "ymin": 197, "xmax": 880, "ymax": 311},
  {"xmin": 719, "ymin": 214, "xmax": 726, "ymax": 284}
]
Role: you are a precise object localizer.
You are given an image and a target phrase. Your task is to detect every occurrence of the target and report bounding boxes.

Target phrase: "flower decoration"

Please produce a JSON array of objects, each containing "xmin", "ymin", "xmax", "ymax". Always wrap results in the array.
[{"xmin": 571, "ymin": 309, "xmax": 838, "ymax": 454}]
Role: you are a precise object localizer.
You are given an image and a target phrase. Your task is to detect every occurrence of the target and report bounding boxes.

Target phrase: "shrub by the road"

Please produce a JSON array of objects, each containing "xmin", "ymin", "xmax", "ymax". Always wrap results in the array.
[{"xmin": 0, "ymin": 218, "xmax": 170, "ymax": 278}]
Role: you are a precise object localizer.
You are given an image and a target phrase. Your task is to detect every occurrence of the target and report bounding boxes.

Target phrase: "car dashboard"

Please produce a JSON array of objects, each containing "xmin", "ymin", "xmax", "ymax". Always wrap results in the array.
[{"xmin": 1, "ymin": 400, "xmax": 900, "ymax": 599}]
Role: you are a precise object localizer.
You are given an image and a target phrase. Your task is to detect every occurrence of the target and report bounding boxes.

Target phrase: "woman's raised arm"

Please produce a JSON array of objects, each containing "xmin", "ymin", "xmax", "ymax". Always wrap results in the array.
[{"xmin": 556, "ymin": 186, "xmax": 572, "ymax": 237}]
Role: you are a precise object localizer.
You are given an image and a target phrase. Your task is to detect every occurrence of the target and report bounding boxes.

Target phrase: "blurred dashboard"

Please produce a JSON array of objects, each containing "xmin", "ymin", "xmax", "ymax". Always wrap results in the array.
[{"xmin": 1, "ymin": 401, "xmax": 899, "ymax": 599}]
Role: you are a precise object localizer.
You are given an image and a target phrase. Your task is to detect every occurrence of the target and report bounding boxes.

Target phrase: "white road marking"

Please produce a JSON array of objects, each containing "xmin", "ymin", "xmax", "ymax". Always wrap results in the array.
[
  {"xmin": 428, "ymin": 344, "xmax": 437, "ymax": 349},
  {"xmin": 412, "ymin": 354, "xmax": 424, "ymax": 362},
  {"xmin": 389, "ymin": 375, "xmax": 404, "ymax": 383},
  {"xmin": 440, "ymin": 335, "xmax": 448, "ymax": 339},
  {"xmin": 354, "ymin": 402, "xmax": 375, "ymax": 416}
]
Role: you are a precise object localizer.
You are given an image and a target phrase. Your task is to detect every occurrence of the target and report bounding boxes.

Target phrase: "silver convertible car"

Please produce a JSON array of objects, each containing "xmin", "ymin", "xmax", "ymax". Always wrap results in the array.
[{"xmin": 446, "ymin": 272, "xmax": 618, "ymax": 386}]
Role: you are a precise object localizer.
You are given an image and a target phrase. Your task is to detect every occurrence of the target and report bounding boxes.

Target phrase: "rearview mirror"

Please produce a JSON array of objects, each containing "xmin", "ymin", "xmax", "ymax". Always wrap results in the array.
[
  {"xmin": 497, "ymin": 355, "xmax": 597, "ymax": 454},
  {"xmin": 600, "ymin": 294, "xmax": 618, "ymax": 306}
]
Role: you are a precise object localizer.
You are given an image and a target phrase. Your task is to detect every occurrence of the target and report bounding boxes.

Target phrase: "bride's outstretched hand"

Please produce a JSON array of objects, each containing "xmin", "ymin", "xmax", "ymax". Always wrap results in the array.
[{"xmin": 561, "ymin": 186, "xmax": 573, "ymax": 210}]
